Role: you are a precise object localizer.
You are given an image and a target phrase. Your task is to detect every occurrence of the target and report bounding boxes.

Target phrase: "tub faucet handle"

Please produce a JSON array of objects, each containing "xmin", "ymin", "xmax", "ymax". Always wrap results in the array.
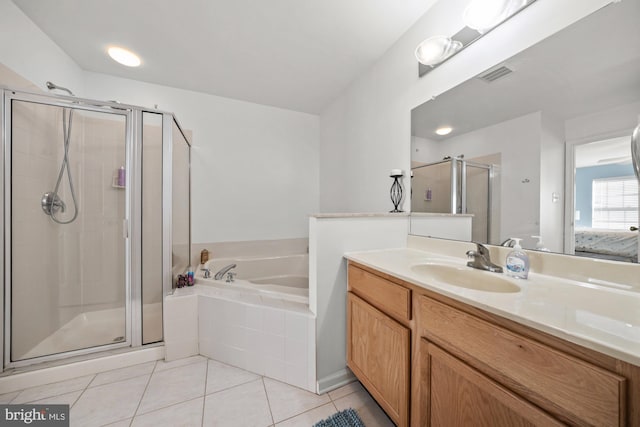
[
  {"xmin": 202, "ymin": 268, "xmax": 211, "ymax": 279},
  {"xmin": 214, "ymin": 263, "xmax": 237, "ymax": 280},
  {"xmin": 226, "ymin": 272, "xmax": 236, "ymax": 283}
]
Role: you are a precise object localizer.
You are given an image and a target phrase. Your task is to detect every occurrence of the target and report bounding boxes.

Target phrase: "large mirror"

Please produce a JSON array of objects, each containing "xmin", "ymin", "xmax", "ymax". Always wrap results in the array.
[{"xmin": 410, "ymin": 1, "xmax": 640, "ymax": 263}]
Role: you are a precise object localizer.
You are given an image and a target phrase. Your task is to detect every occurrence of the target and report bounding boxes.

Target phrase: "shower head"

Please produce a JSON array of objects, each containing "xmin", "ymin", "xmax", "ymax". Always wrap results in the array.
[{"xmin": 46, "ymin": 81, "xmax": 75, "ymax": 96}]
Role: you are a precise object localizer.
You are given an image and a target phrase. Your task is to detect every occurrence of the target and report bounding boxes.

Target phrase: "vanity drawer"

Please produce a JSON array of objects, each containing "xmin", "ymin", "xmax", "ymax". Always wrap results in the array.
[
  {"xmin": 417, "ymin": 295, "xmax": 626, "ymax": 427},
  {"xmin": 348, "ymin": 264, "xmax": 411, "ymax": 323}
]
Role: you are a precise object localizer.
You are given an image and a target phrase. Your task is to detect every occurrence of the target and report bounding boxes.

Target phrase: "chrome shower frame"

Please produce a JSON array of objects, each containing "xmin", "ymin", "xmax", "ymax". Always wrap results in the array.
[
  {"xmin": 412, "ymin": 156, "xmax": 494, "ymax": 242},
  {"xmin": 0, "ymin": 87, "xmax": 187, "ymax": 370}
]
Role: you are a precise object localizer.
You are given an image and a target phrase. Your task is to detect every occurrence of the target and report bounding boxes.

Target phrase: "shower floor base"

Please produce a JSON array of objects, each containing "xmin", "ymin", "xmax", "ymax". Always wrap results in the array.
[{"xmin": 17, "ymin": 303, "xmax": 162, "ymax": 362}]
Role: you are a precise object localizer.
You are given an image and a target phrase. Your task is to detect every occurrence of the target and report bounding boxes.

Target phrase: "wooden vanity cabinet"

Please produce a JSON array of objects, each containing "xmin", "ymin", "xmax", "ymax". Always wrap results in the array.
[
  {"xmin": 347, "ymin": 265, "xmax": 411, "ymax": 427},
  {"xmin": 421, "ymin": 340, "xmax": 564, "ymax": 426},
  {"xmin": 416, "ymin": 295, "xmax": 627, "ymax": 426},
  {"xmin": 346, "ymin": 261, "xmax": 640, "ymax": 427}
]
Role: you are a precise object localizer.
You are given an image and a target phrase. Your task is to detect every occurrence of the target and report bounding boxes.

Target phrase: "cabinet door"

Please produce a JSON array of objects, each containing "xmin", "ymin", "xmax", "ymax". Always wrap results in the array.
[
  {"xmin": 347, "ymin": 292, "xmax": 410, "ymax": 427},
  {"xmin": 417, "ymin": 295, "xmax": 626, "ymax": 426},
  {"xmin": 421, "ymin": 339, "xmax": 563, "ymax": 427}
]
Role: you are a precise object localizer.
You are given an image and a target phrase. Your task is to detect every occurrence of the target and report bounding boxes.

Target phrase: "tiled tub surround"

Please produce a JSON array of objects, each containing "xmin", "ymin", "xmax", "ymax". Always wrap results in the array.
[
  {"xmin": 165, "ymin": 283, "xmax": 316, "ymax": 392},
  {"xmin": 191, "ymin": 238, "xmax": 308, "ymax": 268},
  {"xmin": 345, "ymin": 237, "xmax": 640, "ymax": 366}
]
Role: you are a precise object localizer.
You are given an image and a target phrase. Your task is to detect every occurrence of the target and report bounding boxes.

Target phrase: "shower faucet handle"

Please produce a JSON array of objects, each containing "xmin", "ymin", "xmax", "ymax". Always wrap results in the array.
[{"xmin": 226, "ymin": 272, "xmax": 236, "ymax": 283}]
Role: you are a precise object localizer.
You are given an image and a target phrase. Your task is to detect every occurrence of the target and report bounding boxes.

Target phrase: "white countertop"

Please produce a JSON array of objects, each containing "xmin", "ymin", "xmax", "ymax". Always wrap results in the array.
[
  {"xmin": 410, "ymin": 212, "xmax": 474, "ymax": 217},
  {"xmin": 345, "ymin": 248, "xmax": 640, "ymax": 367},
  {"xmin": 310, "ymin": 212, "xmax": 409, "ymax": 218}
]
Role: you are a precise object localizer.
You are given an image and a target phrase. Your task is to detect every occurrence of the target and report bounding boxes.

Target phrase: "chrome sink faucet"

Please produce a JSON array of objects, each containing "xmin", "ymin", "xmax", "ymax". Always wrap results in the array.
[
  {"xmin": 466, "ymin": 243, "xmax": 503, "ymax": 273},
  {"xmin": 214, "ymin": 263, "xmax": 237, "ymax": 280}
]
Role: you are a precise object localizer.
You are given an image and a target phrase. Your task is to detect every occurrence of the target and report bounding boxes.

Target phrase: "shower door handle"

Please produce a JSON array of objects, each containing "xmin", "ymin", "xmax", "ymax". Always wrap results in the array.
[{"xmin": 122, "ymin": 219, "xmax": 129, "ymax": 239}]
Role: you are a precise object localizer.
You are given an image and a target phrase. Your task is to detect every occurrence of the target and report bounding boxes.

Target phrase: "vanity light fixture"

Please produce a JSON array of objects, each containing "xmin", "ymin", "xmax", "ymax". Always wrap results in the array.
[
  {"xmin": 415, "ymin": 36, "xmax": 463, "ymax": 67},
  {"xmin": 108, "ymin": 46, "xmax": 141, "ymax": 67},
  {"xmin": 416, "ymin": 0, "xmax": 536, "ymax": 76},
  {"xmin": 463, "ymin": 0, "xmax": 527, "ymax": 33},
  {"xmin": 435, "ymin": 126, "xmax": 453, "ymax": 136}
]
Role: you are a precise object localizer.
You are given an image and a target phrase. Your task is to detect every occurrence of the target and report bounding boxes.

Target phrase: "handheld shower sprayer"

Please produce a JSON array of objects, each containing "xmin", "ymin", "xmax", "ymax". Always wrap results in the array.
[{"xmin": 41, "ymin": 81, "xmax": 79, "ymax": 224}]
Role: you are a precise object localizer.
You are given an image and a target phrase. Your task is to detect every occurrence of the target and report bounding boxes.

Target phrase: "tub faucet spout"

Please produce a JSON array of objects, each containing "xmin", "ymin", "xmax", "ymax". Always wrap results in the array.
[{"xmin": 214, "ymin": 264, "xmax": 237, "ymax": 280}]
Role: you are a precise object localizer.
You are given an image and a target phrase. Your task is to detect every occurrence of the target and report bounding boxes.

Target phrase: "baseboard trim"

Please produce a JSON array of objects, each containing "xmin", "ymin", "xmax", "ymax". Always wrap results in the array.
[{"xmin": 317, "ymin": 368, "xmax": 355, "ymax": 394}]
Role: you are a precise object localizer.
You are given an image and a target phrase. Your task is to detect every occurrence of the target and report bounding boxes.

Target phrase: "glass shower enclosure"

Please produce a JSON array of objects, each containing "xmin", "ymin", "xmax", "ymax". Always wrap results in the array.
[
  {"xmin": 0, "ymin": 88, "xmax": 190, "ymax": 369},
  {"xmin": 412, "ymin": 157, "xmax": 495, "ymax": 243}
]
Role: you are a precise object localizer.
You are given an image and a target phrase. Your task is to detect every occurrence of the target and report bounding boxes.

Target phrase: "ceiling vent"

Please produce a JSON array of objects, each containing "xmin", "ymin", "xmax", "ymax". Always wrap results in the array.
[{"xmin": 478, "ymin": 65, "xmax": 513, "ymax": 83}]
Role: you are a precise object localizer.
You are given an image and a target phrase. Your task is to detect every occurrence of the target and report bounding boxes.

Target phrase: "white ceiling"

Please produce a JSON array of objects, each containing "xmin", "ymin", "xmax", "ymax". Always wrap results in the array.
[
  {"xmin": 13, "ymin": 0, "xmax": 436, "ymax": 114},
  {"xmin": 411, "ymin": 0, "xmax": 640, "ymax": 141}
]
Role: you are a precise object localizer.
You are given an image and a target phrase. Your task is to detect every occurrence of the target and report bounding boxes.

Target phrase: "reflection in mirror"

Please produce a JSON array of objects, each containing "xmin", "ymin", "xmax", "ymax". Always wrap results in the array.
[
  {"xmin": 571, "ymin": 136, "xmax": 638, "ymax": 262},
  {"xmin": 412, "ymin": 157, "xmax": 496, "ymax": 243},
  {"xmin": 410, "ymin": 1, "xmax": 640, "ymax": 263}
]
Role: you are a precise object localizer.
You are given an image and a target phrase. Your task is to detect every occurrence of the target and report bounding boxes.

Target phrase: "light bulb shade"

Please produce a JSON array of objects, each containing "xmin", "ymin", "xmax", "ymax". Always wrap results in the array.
[
  {"xmin": 108, "ymin": 46, "xmax": 141, "ymax": 67},
  {"xmin": 415, "ymin": 36, "xmax": 463, "ymax": 67},
  {"xmin": 463, "ymin": 0, "xmax": 527, "ymax": 33},
  {"xmin": 435, "ymin": 126, "xmax": 453, "ymax": 136}
]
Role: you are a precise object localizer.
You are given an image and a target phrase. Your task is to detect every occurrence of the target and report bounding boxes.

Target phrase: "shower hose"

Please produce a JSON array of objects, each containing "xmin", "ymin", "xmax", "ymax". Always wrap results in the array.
[{"xmin": 50, "ymin": 107, "xmax": 79, "ymax": 224}]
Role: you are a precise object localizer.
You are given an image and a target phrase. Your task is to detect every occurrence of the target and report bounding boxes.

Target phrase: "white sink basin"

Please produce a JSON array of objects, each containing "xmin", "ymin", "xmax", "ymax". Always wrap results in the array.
[{"xmin": 411, "ymin": 264, "xmax": 520, "ymax": 293}]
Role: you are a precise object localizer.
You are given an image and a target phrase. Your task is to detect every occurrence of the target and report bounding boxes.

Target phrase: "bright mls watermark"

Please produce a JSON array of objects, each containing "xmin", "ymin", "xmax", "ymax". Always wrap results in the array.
[{"xmin": 0, "ymin": 405, "xmax": 69, "ymax": 426}]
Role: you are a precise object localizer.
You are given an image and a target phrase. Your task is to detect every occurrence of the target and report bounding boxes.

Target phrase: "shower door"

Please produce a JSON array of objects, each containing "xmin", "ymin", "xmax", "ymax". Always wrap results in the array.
[
  {"xmin": 463, "ymin": 162, "xmax": 492, "ymax": 244},
  {"xmin": 411, "ymin": 158, "xmax": 494, "ymax": 243},
  {"xmin": 5, "ymin": 94, "xmax": 131, "ymax": 364}
]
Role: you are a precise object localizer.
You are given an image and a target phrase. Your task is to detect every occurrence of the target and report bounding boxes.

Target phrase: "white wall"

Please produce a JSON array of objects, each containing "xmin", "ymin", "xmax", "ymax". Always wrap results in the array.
[
  {"xmin": 411, "ymin": 135, "xmax": 438, "ymax": 165},
  {"xmin": 309, "ymin": 215, "xmax": 408, "ymax": 393},
  {"xmin": 540, "ymin": 113, "xmax": 566, "ymax": 252},
  {"xmin": 409, "ymin": 215, "xmax": 472, "ymax": 241},
  {"xmin": 0, "ymin": 0, "xmax": 84, "ymax": 94},
  {"xmin": 318, "ymin": 0, "xmax": 613, "ymax": 213},
  {"xmin": 84, "ymin": 73, "xmax": 320, "ymax": 244},
  {"xmin": 0, "ymin": 0, "xmax": 320, "ymax": 245}
]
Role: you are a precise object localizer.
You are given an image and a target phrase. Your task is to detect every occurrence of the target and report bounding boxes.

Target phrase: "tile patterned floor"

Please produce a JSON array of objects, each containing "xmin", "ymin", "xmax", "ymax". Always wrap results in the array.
[{"xmin": 0, "ymin": 356, "xmax": 394, "ymax": 427}]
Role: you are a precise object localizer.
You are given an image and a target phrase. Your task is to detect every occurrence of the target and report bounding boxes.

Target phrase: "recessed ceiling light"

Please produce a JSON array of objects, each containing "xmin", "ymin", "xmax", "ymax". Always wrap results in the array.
[
  {"xmin": 435, "ymin": 127, "xmax": 453, "ymax": 136},
  {"xmin": 108, "ymin": 46, "xmax": 141, "ymax": 67}
]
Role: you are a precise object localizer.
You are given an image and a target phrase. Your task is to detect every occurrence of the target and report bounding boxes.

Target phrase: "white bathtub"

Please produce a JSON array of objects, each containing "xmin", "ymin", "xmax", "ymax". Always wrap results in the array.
[
  {"xmin": 199, "ymin": 254, "xmax": 309, "ymax": 304},
  {"xmin": 165, "ymin": 252, "xmax": 316, "ymax": 392}
]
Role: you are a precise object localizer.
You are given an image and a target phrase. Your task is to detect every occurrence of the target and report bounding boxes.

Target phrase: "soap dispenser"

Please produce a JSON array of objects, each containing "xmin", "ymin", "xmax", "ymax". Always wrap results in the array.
[
  {"xmin": 532, "ymin": 235, "xmax": 550, "ymax": 252},
  {"xmin": 505, "ymin": 238, "xmax": 529, "ymax": 279}
]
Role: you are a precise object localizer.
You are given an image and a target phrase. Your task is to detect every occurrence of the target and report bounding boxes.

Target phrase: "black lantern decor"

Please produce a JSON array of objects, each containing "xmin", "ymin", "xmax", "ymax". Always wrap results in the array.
[{"xmin": 389, "ymin": 169, "xmax": 404, "ymax": 213}]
